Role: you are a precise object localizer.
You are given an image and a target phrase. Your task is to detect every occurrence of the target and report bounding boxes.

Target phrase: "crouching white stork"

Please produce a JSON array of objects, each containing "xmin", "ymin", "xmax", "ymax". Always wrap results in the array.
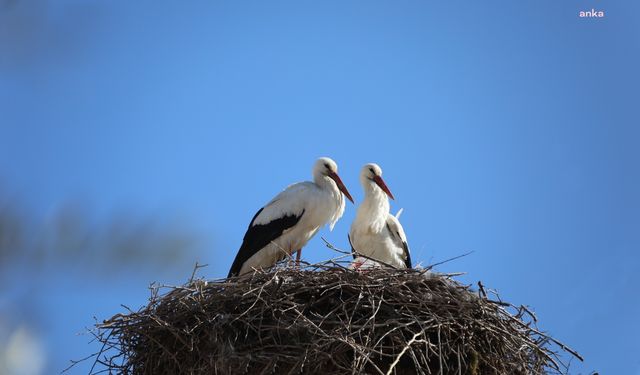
[
  {"xmin": 228, "ymin": 157, "xmax": 354, "ymax": 277},
  {"xmin": 349, "ymin": 163, "xmax": 411, "ymax": 269}
]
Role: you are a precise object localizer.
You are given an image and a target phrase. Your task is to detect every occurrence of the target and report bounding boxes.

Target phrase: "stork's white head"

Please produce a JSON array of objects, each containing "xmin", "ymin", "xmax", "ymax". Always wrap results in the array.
[
  {"xmin": 360, "ymin": 163, "xmax": 395, "ymax": 200},
  {"xmin": 313, "ymin": 157, "xmax": 354, "ymax": 203}
]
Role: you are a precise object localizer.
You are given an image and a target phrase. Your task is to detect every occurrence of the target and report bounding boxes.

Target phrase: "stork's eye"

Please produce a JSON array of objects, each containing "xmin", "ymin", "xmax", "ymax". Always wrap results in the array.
[
  {"xmin": 324, "ymin": 163, "xmax": 331, "ymax": 170},
  {"xmin": 369, "ymin": 167, "xmax": 375, "ymax": 174}
]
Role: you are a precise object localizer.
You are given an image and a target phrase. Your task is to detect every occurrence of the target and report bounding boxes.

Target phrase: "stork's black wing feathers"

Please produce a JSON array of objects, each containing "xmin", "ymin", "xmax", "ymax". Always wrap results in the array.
[
  {"xmin": 348, "ymin": 233, "xmax": 357, "ymax": 259},
  {"xmin": 227, "ymin": 208, "xmax": 305, "ymax": 277},
  {"xmin": 402, "ymin": 241, "xmax": 412, "ymax": 268},
  {"xmin": 386, "ymin": 222, "xmax": 412, "ymax": 269}
]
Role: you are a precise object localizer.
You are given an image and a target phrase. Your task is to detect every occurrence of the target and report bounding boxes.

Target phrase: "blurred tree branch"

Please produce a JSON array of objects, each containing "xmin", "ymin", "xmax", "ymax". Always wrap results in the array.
[{"xmin": 0, "ymin": 188, "xmax": 204, "ymax": 283}]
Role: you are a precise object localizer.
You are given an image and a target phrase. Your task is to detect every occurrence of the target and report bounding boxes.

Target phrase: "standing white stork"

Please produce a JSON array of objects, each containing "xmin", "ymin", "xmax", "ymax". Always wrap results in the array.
[
  {"xmin": 227, "ymin": 157, "xmax": 354, "ymax": 277},
  {"xmin": 349, "ymin": 163, "xmax": 411, "ymax": 269}
]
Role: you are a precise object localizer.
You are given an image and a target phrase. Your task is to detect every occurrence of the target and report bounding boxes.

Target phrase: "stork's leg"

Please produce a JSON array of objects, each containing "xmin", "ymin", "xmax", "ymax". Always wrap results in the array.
[{"xmin": 295, "ymin": 249, "xmax": 302, "ymax": 268}]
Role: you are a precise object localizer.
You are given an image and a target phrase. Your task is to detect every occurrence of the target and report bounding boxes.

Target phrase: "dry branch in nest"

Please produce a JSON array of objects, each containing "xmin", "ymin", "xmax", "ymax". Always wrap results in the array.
[{"xmin": 89, "ymin": 256, "xmax": 582, "ymax": 375}]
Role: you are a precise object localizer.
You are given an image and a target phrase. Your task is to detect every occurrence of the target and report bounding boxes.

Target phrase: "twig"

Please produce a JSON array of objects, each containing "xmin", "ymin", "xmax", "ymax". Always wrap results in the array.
[
  {"xmin": 385, "ymin": 331, "xmax": 423, "ymax": 375},
  {"xmin": 428, "ymin": 250, "xmax": 474, "ymax": 269},
  {"xmin": 188, "ymin": 262, "xmax": 209, "ymax": 283}
]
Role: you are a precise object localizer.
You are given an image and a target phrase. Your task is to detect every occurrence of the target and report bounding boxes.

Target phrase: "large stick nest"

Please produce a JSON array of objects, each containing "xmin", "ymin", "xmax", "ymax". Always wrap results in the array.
[{"xmin": 91, "ymin": 260, "xmax": 581, "ymax": 375}]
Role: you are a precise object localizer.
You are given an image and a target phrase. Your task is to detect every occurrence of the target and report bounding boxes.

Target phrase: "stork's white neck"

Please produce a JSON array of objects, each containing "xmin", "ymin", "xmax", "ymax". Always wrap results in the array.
[
  {"xmin": 312, "ymin": 173, "xmax": 345, "ymax": 230},
  {"xmin": 355, "ymin": 180, "xmax": 389, "ymax": 232},
  {"xmin": 314, "ymin": 174, "xmax": 337, "ymax": 192}
]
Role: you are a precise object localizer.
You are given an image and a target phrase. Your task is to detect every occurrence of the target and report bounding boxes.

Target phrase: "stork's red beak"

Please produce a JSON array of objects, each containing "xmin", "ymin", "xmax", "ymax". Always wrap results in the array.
[
  {"xmin": 329, "ymin": 172, "xmax": 354, "ymax": 203},
  {"xmin": 373, "ymin": 175, "xmax": 394, "ymax": 200}
]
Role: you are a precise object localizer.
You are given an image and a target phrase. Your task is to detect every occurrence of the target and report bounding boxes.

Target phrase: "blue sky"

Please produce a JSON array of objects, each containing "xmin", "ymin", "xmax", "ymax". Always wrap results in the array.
[{"xmin": 1, "ymin": 0, "xmax": 639, "ymax": 374}]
